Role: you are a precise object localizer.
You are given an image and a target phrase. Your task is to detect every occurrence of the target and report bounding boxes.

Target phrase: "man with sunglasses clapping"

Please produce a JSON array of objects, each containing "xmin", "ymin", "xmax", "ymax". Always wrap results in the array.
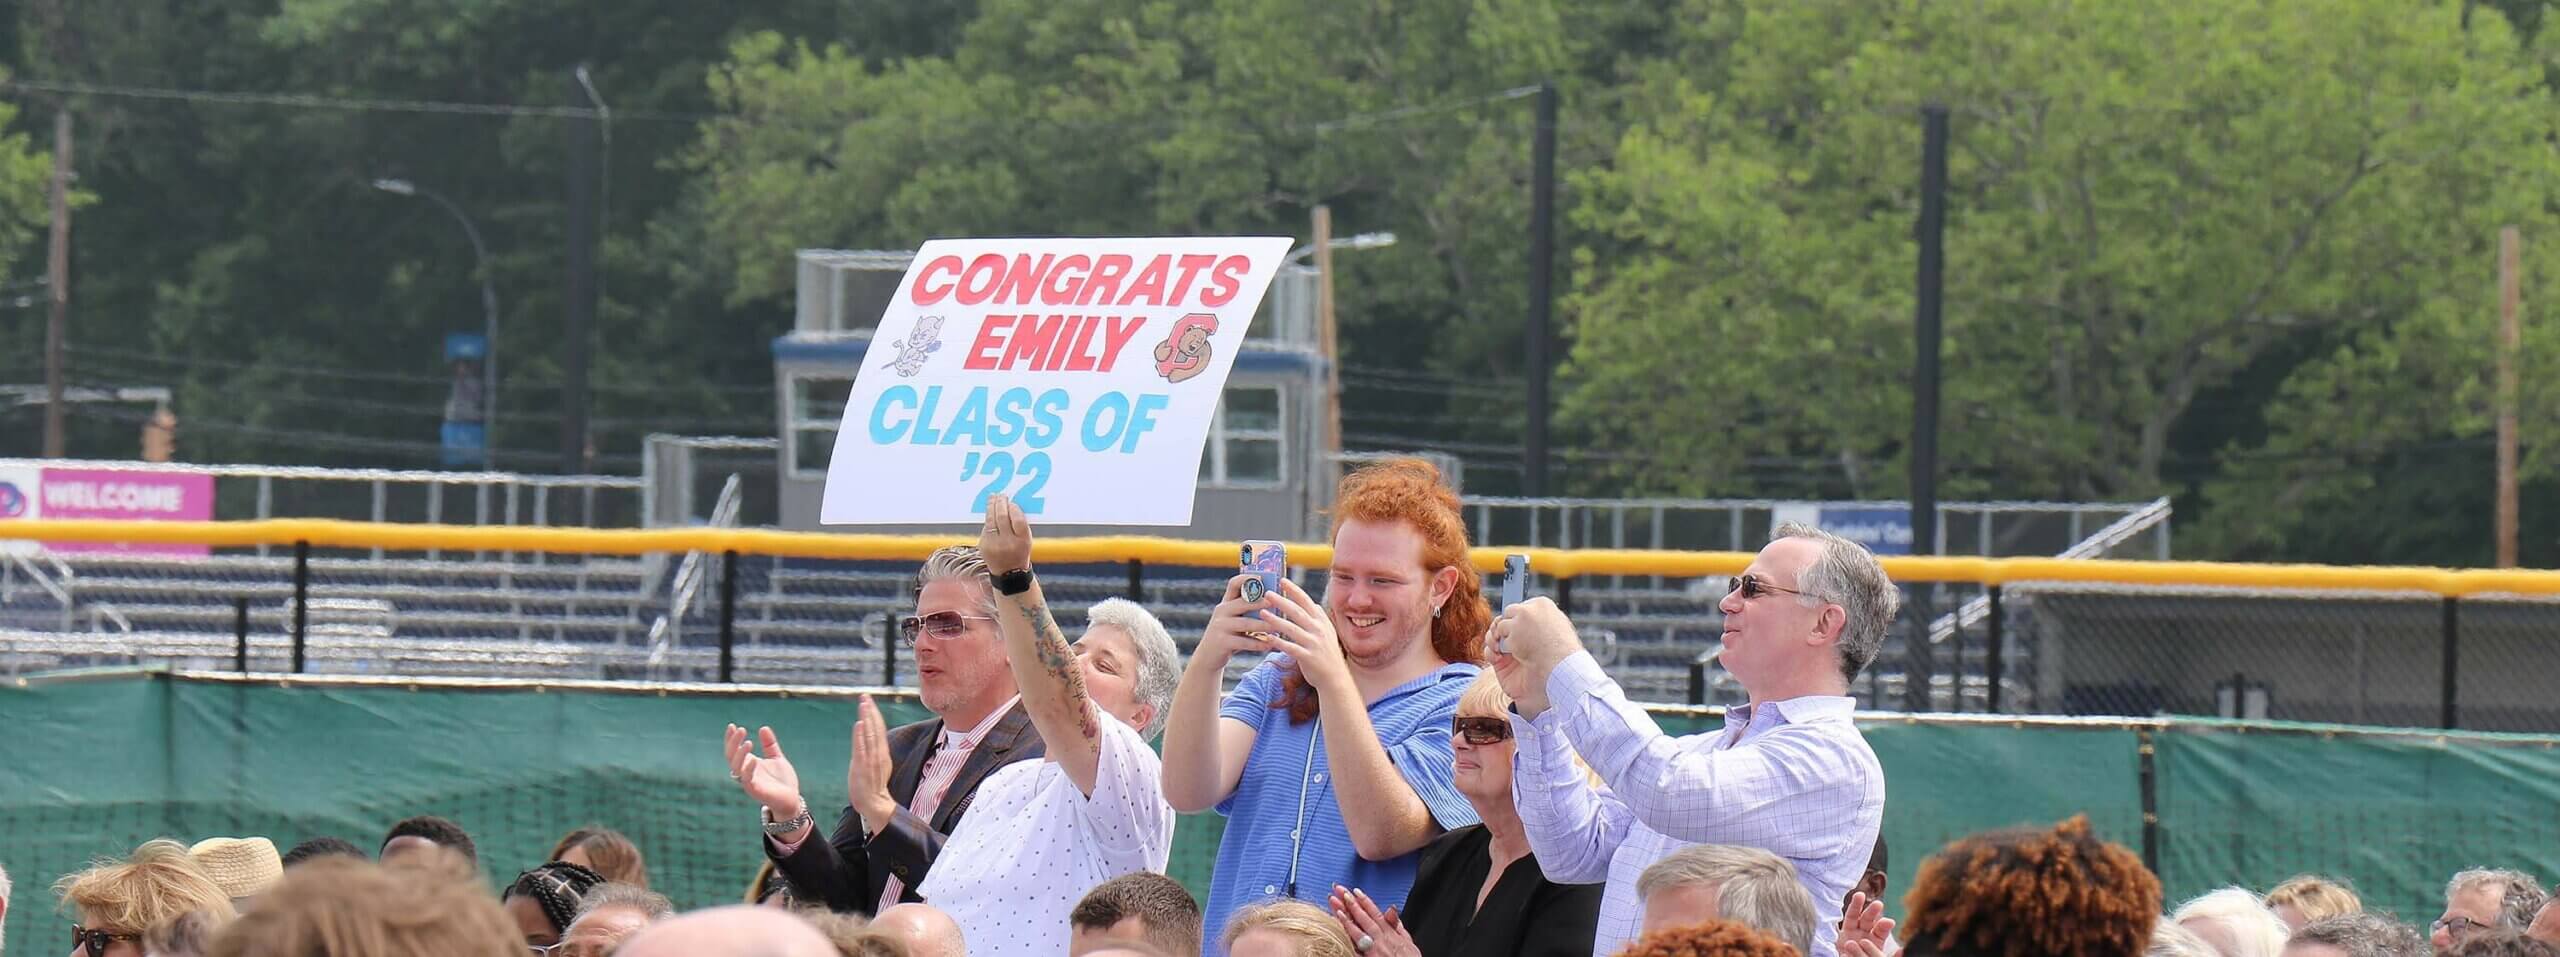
[
  {"xmin": 724, "ymin": 544, "xmax": 1045, "ymax": 916},
  {"xmin": 1489, "ymin": 524, "xmax": 1898, "ymax": 957}
]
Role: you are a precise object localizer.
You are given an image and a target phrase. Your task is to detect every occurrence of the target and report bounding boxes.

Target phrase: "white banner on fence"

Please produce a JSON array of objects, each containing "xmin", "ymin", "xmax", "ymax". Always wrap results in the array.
[{"xmin": 821, "ymin": 236, "xmax": 1291, "ymax": 526}]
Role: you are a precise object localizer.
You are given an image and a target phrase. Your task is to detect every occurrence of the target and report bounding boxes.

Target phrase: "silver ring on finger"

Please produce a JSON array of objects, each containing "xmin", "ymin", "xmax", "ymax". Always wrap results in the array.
[{"xmin": 1356, "ymin": 936, "xmax": 1375, "ymax": 953}]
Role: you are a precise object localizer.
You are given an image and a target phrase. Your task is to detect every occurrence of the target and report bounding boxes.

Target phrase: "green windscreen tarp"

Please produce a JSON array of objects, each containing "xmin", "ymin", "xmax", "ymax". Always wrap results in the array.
[{"xmin": 1, "ymin": 671, "xmax": 2551, "ymax": 950}]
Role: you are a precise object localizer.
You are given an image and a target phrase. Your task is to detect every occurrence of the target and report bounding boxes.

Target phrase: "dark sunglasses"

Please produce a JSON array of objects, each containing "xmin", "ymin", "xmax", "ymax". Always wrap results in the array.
[
  {"xmin": 72, "ymin": 924, "xmax": 139, "ymax": 957},
  {"xmin": 900, "ymin": 611, "xmax": 996, "ymax": 645},
  {"xmin": 1729, "ymin": 573, "xmax": 1817, "ymax": 602},
  {"xmin": 1453, "ymin": 717, "xmax": 1513, "ymax": 745}
]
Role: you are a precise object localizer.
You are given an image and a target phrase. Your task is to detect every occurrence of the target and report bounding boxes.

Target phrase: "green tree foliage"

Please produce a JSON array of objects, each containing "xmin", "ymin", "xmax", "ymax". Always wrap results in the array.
[
  {"xmin": 678, "ymin": 0, "xmax": 1634, "ymax": 490},
  {"xmin": 3, "ymin": 0, "xmax": 867, "ymax": 468},
  {"xmin": 1561, "ymin": 0, "xmax": 2560, "ymax": 560},
  {"xmin": 6, "ymin": 0, "xmax": 2557, "ymax": 563}
]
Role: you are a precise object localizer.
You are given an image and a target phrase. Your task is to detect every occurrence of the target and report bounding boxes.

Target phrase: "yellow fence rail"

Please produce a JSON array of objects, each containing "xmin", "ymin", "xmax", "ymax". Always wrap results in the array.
[{"xmin": 9, "ymin": 518, "xmax": 2560, "ymax": 597}]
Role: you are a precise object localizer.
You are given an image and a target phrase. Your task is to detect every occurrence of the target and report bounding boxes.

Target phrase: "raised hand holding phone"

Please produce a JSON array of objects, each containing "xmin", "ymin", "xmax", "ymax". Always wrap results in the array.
[
  {"xmin": 1496, "ymin": 554, "xmax": 1528, "ymax": 653},
  {"xmin": 1240, "ymin": 540, "xmax": 1286, "ymax": 605}
]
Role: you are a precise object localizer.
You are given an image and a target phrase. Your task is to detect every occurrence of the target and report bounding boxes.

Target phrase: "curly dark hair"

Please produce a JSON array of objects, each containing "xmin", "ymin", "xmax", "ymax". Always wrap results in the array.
[
  {"xmin": 1900, "ymin": 816, "xmax": 2160, "ymax": 957},
  {"xmin": 381, "ymin": 815, "xmax": 476, "ymax": 864},
  {"xmin": 2450, "ymin": 929, "xmax": 2560, "ymax": 957},
  {"xmin": 282, "ymin": 836, "xmax": 367, "ymax": 868},
  {"xmin": 1613, "ymin": 919, "xmax": 1800, "ymax": 957}
]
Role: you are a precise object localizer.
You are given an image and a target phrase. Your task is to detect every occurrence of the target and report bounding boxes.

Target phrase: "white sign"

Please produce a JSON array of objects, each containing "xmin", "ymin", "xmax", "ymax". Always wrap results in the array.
[{"xmin": 821, "ymin": 237, "xmax": 1292, "ymax": 525}]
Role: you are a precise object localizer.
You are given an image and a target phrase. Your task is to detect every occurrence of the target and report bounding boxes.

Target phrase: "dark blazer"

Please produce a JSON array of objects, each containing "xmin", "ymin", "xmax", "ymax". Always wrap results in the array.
[
  {"xmin": 766, "ymin": 702, "xmax": 1046, "ymax": 915},
  {"xmin": 1397, "ymin": 824, "xmax": 1603, "ymax": 957}
]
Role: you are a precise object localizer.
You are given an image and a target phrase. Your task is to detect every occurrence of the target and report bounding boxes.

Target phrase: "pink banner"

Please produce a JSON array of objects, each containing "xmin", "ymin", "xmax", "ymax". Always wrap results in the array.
[{"xmin": 38, "ymin": 468, "xmax": 215, "ymax": 556}]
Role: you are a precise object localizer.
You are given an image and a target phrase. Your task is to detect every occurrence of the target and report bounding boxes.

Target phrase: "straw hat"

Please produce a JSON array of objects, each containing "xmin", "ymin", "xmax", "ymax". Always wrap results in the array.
[{"xmin": 188, "ymin": 836, "xmax": 284, "ymax": 899}]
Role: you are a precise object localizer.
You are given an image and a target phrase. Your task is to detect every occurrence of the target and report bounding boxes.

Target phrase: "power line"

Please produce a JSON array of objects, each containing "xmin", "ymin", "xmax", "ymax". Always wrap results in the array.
[
  {"xmin": 66, "ymin": 344, "xmax": 775, "ymax": 397},
  {"xmin": 0, "ymin": 78, "xmax": 711, "ymax": 122},
  {"xmin": 4, "ymin": 77, "xmax": 1548, "ymax": 138}
]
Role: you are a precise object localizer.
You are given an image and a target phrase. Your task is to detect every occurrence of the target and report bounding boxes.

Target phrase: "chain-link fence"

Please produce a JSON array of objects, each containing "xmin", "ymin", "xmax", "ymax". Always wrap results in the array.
[{"xmin": 5, "ymin": 534, "xmax": 2554, "ymax": 731}]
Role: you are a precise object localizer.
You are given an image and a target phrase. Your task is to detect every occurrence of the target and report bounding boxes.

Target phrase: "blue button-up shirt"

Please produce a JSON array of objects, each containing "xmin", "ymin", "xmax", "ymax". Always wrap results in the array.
[{"xmin": 1203, "ymin": 654, "xmax": 1482, "ymax": 955}]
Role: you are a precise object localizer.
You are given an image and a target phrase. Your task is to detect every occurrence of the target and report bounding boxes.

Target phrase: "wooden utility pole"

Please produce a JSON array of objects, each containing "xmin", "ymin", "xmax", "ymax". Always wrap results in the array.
[
  {"xmin": 2495, "ymin": 226, "xmax": 2521, "ymax": 568},
  {"xmin": 42, "ymin": 108, "xmax": 71, "ymax": 458},
  {"xmin": 1313, "ymin": 206, "xmax": 1343, "ymax": 468}
]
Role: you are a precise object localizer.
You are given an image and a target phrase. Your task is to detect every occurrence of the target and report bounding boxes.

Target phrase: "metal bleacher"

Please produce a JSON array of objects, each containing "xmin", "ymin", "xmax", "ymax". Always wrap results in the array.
[{"xmin": 0, "ymin": 458, "xmax": 2170, "ymax": 708}]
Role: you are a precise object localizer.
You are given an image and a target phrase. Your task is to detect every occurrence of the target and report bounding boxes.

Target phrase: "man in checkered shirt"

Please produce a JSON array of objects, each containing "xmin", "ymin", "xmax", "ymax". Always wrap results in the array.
[{"xmin": 1490, "ymin": 523, "xmax": 1898, "ymax": 957}]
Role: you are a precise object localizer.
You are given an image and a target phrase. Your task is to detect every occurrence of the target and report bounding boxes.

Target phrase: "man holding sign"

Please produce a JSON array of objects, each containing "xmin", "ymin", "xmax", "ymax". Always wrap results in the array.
[
  {"xmin": 1161, "ymin": 459, "xmax": 1490, "ymax": 955},
  {"xmin": 918, "ymin": 494, "xmax": 1181, "ymax": 957},
  {"xmin": 822, "ymin": 237, "xmax": 1292, "ymax": 526}
]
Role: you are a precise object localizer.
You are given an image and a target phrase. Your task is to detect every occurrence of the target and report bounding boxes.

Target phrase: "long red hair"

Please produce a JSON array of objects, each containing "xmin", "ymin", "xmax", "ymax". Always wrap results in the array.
[{"xmin": 1278, "ymin": 457, "xmax": 1489, "ymax": 723}]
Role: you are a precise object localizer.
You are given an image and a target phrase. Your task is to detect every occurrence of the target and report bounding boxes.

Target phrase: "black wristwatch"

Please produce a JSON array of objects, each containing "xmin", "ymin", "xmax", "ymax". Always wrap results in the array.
[{"xmin": 996, "ymin": 568, "xmax": 1035, "ymax": 595}]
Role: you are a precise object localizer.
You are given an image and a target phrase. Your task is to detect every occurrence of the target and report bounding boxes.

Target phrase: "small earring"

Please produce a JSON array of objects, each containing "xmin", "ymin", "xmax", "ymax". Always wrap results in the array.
[{"xmin": 1432, "ymin": 605, "xmax": 1444, "ymax": 618}]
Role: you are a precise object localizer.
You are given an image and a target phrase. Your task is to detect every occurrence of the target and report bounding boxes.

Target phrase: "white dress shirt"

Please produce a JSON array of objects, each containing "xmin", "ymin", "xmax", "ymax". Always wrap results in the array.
[
  {"xmin": 919, "ymin": 701, "xmax": 1175, "ymax": 957},
  {"xmin": 1511, "ymin": 652, "xmax": 1883, "ymax": 957}
]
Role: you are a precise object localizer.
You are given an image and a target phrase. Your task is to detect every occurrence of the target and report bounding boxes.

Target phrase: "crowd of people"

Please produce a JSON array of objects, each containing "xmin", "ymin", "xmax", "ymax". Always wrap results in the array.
[{"xmin": 14, "ymin": 459, "xmax": 2560, "ymax": 957}]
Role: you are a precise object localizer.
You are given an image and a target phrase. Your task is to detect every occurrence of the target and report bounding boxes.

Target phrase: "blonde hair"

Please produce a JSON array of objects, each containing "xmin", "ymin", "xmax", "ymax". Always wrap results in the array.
[
  {"xmin": 552, "ymin": 827, "xmax": 650, "ymax": 889},
  {"xmin": 207, "ymin": 856, "xmax": 522, "ymax": 957},
  {"xmin": 1457, "ymin": 670, "xmax": 1512, "ymax": 718},
  {"xmin": 1222, "ymin": 900, "xmax": 1356, "ymax": 957},
  {"xmin": 2264, "ymin": 876, "xmax": 2360, "ymax": 926},
  {"xmin": 2146, "ymin": 920, "xmax": 2218, "ymax": 957},
  {"xmin": 54, "ymin": 839, "xmax": 238, "ymax": 938},
  {"xmin": 2171, "ymin": 888, "xmax": 2288, "ymax": 957},
  {"xmin": 1453, "ymin": 672, "xmax": 1602, "ymax": 787},
  {"xmin": 801, "ymin": 908, "xmax": 912, "ymax": 957}
]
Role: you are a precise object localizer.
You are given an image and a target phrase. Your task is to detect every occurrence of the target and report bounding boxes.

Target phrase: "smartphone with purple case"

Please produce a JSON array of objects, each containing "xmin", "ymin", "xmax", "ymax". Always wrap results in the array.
[{"xmin": 1240, "ymin": 540, "xmax": 1287, "ymax": 605}]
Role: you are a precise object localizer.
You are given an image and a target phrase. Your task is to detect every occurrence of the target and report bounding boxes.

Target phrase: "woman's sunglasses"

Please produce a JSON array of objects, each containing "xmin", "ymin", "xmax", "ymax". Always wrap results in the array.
[
  {"xmin": 1453, "ymin": 716, "xmax": 1513, "ymax": 745},
  {"xmin": 899, "ymin": 611, "xmax": 997, "ymax": 645},
  {"xmin": 72, "ymin": 924, "xmax": 140, "ymax": 957}
]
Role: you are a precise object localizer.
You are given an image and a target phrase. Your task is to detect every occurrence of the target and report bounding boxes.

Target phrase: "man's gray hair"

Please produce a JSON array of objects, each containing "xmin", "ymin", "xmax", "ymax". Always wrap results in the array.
[
  {"xmin": 1636, "ymin": 844, "xmax": 1819, "ymax": 957},
  {"xmin": 2286, "ymin": 913, "xmax": 2427, "ymax": 957},
  {"xmin": 1086, "ymin": 598, "xmax": 1182, "ymax": 740},
  {"xmin": 1772, "ymin": 522, "xmax": 1901, "ymax": 684},
  {"xmin": 918, "ymin": 545, "xmax": 999, "ymax": 619},
  {"xmin": 2448, "ymin": 869, "xmax": 2549, "ymax": 931},
  {"xmin": 575, "ymin": 881, "xmax": 677, "ymax": 923}
]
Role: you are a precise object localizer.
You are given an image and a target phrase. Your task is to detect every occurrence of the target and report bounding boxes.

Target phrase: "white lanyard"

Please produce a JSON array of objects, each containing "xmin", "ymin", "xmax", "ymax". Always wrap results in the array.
[{"xmin": 1284, "ymin": 722, "xmax": 1322, "ymax": 898}]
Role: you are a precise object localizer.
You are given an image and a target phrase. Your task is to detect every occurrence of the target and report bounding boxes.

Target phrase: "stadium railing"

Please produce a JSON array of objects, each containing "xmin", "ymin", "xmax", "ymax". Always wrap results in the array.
[{"xmin": 4, "ymin": 518, "xmax": 2557, "ymax": 731}]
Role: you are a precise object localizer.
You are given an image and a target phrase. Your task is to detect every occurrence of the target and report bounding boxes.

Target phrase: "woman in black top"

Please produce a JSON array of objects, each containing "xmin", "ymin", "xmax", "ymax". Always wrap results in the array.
[{"xmin": 1331, "ymin": 672, "xmax": 1603, "ymax": 957}]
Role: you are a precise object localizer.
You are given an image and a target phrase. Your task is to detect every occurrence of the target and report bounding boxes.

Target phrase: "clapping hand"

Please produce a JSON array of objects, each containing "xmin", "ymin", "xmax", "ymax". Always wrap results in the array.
[
  {"xmin": 1330, "ymin": 885, "xmax": 1418, "ymax": 957},
  {"xmin": 724, "ymin": 724, "xmax": 805, "ymax": 823},
  {"xmin": 848, "ymin": 695, "xmax": 899, "ymax": 835},
  {"xmin": 1841, "ymin": 891, "xmax": 1897, "ymax": 957}
]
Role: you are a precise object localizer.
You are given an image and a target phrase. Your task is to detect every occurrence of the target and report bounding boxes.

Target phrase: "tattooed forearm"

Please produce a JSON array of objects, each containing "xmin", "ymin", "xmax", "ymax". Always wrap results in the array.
[{"xmin": 1013, "ymin": 599, "xmax": 1100, "ymax": 742}]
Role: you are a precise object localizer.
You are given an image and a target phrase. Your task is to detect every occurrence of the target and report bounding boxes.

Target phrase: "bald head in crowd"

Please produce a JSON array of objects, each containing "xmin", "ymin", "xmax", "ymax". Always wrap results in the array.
[
  {"xmin": 616, "ymin": 906, "xmax": 836, "ymax": 957},
  {"xmin": 874, "ymin": 902, "xmax": 969, "ymax": 957}
]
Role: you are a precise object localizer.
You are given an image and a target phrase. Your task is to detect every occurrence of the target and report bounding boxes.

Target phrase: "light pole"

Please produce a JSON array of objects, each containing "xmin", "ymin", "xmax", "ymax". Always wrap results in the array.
[
  {"xmin": 1286, "ymin": 231, "xmax": 1396, "ymax": 266},
  {"xmin": 373, "ymin": 178, "xmax": 500, "ymax": 470}
]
